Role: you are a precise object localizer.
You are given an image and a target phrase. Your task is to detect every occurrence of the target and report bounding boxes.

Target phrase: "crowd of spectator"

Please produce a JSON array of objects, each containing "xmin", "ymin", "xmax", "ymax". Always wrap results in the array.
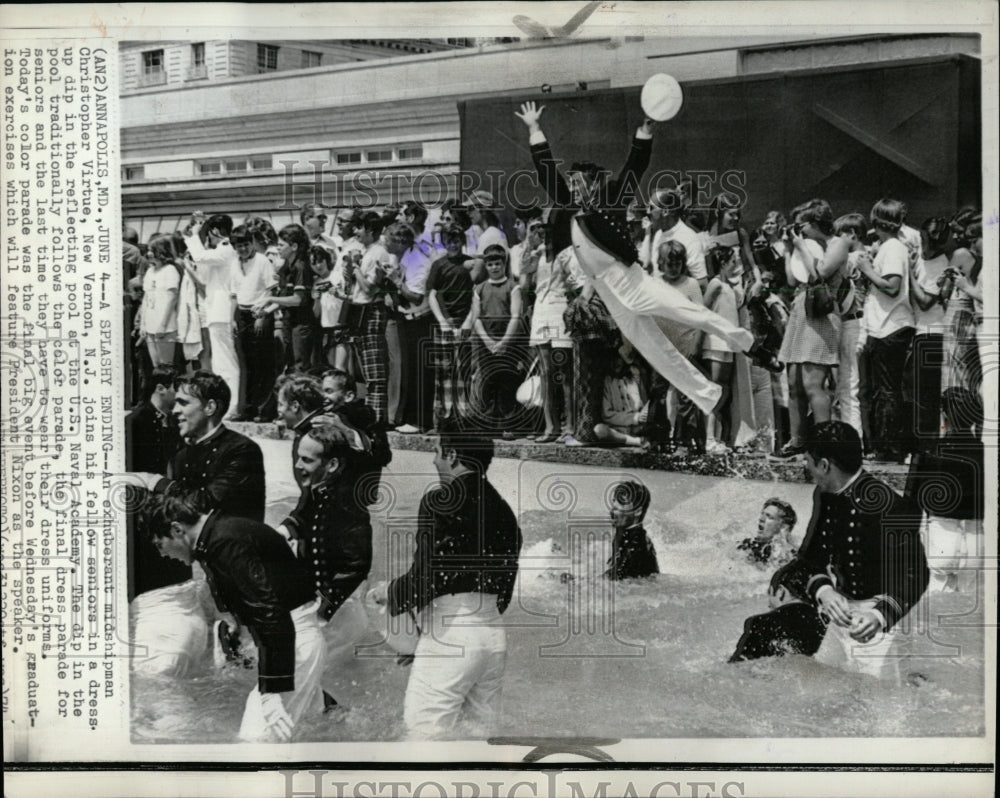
[{"xmin": 123, "ymin": 188, "xmax": 985, "ymax": 465}]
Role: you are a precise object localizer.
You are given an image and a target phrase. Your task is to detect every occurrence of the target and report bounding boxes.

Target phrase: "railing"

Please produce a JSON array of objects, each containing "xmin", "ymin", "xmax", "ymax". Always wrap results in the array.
[{"xmin": 186, "ymin": 64, "xmax": 208, "ymax": 80}]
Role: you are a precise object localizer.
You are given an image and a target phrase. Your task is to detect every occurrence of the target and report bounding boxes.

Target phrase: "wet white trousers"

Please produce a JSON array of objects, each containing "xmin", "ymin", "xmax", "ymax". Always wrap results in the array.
[
  {"xmin": 130, "ymin": 580, "xmax": 210, "ymax": 678},
  {"xmin": 403, "ymin": 593, "xmax": 507, "ymax": 740},
  {"xmin": 238, "ymin": 600, "xmax": 328, "ymax": 742},
  {"xmin": 571, "ymin": 221, "xmax": 754, "ymax": 415},
  {"xmin": 814, "ymin": 598, "xmax": 901, "ymax": 681}
]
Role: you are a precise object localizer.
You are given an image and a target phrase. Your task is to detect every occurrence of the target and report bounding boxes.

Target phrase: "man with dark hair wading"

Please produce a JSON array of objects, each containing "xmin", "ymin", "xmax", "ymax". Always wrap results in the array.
[
  {"xmin": 762, "ymin": 421, "xmax": 928, "ymax": 678},
  {"xmin": 125, "ymin": 370, "xmax": 266, "ymax": 522},
  {"xmin": 151, "ymin": 490, "xmax": 328, "ymax": 742},
  {"xmin": 371, "ymin": 424, "xmax": 522, "ymax": 739},
  {"xmin": 605, "ymin": 481, "xmax": 659, "ymax": 580},
  {"xmin": 280, "ymin": 423, "xmax": 373, "ymax": 624}
]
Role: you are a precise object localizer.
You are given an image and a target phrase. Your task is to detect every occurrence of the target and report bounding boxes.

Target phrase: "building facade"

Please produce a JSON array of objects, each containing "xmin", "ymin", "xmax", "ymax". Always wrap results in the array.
[{"xmin": 120, "ymin": 34, "xmax": 979, "ymax": 239}]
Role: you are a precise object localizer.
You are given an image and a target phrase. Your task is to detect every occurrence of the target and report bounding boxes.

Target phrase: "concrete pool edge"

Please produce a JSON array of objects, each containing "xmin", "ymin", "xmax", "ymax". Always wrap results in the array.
[{"xmin": 227, "ymin": 421, "xmax": 911, "ymax": 491}]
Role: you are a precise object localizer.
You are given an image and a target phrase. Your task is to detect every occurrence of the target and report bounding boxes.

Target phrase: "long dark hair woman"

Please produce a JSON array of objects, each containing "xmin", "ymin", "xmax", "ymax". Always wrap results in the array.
[
  {"xmin": 270, "ymin": 223, "xmax": 317, "ymax": 374},
  {"xmin": 706, "ymin": 192, "xmax": 759, "ymax": 282}
]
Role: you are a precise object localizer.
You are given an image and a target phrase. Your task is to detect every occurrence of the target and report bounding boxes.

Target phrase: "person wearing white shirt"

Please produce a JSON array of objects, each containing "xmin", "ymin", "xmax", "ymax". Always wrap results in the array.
[
  {"xmin": 231, "ymin": 225, "xmax": 277, "ymax": 421},
  {"xmin": 184, "ymin": 214, "xmax": 241, "ymax": 420},
  {"xmin": 828, "ymin": 213, "xmax": 869, "ymax": 442},
  {"xmin": 855, "ymin": 199, "xmax": 916, "ymax": 461},
  {"xmin": 641, "ymin": 188, "xmax": 708, "ymax": 290},
  {"xmin": 386, "ymin": 223, "xmax": 435, "ymax": 433},
  {"xmin": 469, "ymin": 200, "xmax": 508, "ymax": 255},
  {"xmin": 140, "ymin": 236, "xmax": 182, "ymax": 367},
  {"xmin": 595, "ymin": 352, "xmax": 650, "ymax": 448}
]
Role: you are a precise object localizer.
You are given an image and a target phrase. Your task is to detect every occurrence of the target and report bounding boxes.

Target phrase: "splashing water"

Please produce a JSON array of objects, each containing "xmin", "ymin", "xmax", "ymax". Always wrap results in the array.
[{"xmin": 131, "ymin": 448, "xmax": 985, "ymax": 743}]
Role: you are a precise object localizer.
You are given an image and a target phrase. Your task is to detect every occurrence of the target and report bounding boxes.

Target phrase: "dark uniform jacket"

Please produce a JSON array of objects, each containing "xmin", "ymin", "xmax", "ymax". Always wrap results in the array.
[
  {"xmin": 605, "ymin": 524, "xmax": 659, "ymax": 580},
  {"xmin": 388, "ymin": 472, "xmax": 522, "ymax": 617},
  {"xmin": 127, "ymin": 400, "xmax": 183, "ymax": 474},
  {"xmin": 283, "ymin": 469, "xmax": 373, "ymax": 621},
  {"xmin": 154, "ymin": 426, "xmax": 266, "ymax": 523},
  {"xmin": 773, "ymin": 471, "xmax": 928, "ymax": 632},
  {"xmin": 128, "ymin": 402, "xmax": 189, "ymax": 597},
  {"xmin": 530, "ymin": 132, "xmax": 652, "ymax": 264},
  {"xmin": 194, "ymin": 512, "xmax": 317, "ymax": 694}
]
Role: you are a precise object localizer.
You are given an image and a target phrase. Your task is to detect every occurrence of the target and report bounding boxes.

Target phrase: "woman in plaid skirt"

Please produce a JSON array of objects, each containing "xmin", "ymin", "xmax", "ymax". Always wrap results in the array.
[{"xmin": 349, "ymin": 212, "xmax": 396, "ymax": 427}]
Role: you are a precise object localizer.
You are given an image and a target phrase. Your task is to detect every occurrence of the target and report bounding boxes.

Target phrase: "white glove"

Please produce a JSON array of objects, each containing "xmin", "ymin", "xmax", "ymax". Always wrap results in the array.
[
  {"xmin": 260, "ymin": 692, "xmax": 293, "ymax": 742},
  {"xmin": 276, "ymin": 524, "xmax": 294, "ymax": 546}
]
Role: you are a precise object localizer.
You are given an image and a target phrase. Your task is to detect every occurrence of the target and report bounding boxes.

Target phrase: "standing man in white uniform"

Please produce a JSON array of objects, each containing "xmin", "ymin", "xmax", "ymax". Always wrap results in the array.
[{"xmin": 185, "ymin": 214, "xmax": 241, "ymax": 419}]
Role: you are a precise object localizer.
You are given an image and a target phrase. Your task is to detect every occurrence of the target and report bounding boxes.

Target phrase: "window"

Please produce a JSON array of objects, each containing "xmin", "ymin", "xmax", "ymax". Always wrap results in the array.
[
  {"xmin": 124, "ymin": 165, "xmax": 145, "ymax": 181},
  {"xmin": 396, "ymin": 145, "xmax": 423, "ymax": 161},
  {"xmin": 336, "ymin": 151, "xmax": 362, "ymax": 166},
  {"xmin": 257, "ymin": 44, "xmax": 279, "ymax": 73},
  {"xmin": 366, "ymin": 149, "xmax": 394, "ymax": 164},
  {"xmin": 197, "ymin": 156, "xmax": 274, "ymax": 175},
  {"xmin": 142, "ymin": 49, "xmax": 164, "ymax": 75},
  {"xmin": 140, "ymin": 49, "xmax": 166, "ymax": 86},
  {"xmin": 188, "ymin": 43, "xmax": 207, "ymax": 79},
  {"xmin": 301, "ymin": 50, "xmax": 321, "ymax": 68}
]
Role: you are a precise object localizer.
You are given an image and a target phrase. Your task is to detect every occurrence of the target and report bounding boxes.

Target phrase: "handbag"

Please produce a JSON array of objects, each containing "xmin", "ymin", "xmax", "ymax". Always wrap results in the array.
[
  {"xmin": 516, "ymin": 357, "xmax": 543, "ymax": 408},
  {"xmin": 805, "ymin": 277, "xmax": 836, "ymax": 318}
]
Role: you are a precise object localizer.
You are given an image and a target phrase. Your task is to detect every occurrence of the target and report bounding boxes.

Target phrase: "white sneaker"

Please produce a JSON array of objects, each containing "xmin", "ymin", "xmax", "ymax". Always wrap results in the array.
[
  {"xmin": 394, "ymin": 424, "xmax": 421, "ymax": 434},
  {"xmin": 705, "ymin": 440, "xmax": 731, "ymax": 455}
]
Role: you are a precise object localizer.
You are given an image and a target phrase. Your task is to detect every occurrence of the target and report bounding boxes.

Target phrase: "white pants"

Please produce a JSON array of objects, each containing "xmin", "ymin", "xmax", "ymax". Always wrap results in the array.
[
  {"xmin": 814, "ymin": 598, "xmax": 900, "ymax": 680},
  {"xmin": 130, "ymin": 580, "xmax": 210, "ymax": 678},
  {"xmin": 403, "ymin": 593, "xmax": 507, "ymax": 740},
  {"xmin": 922, "ymin": 514, "xmax": 981, "ymax": 593},
  {"xmin": 836, "ymin": 317, "xmax": 862, "ymax": 438},
  {"xmin": 238, "ymin": 601, "xmax": 327, "ymax": 742},
  {"xmin": 322, "ymin": 583, "xmax": 371, "ymax": 664},
  {"xmin": 207, "ymin": 321, "xmax": 241, "ymax": 416},
  {"xmin": 572, "ymin": 221, "xmax": 754, "ymax": 414}
]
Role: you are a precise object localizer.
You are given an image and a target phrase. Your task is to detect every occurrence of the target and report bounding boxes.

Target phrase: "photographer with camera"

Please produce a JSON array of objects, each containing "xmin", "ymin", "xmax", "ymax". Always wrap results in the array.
[
  {"xmin": 774, "ymin": 200, "xmax": 843, "ymax": 459},
  {"xmin": 825, "ymin": 213, "xmax": 869, "ymax": 441},
  {"xmin": 853, "ymin": 199, "xmax": 916, "ymax": 462}
]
